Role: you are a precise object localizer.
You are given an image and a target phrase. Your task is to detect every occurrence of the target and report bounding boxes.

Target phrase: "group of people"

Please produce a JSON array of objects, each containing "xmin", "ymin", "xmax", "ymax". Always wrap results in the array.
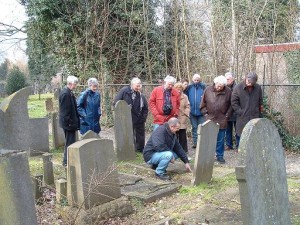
[{"xmin": 58, "ymin": 72, "xmax": 262, "ymax": 181}]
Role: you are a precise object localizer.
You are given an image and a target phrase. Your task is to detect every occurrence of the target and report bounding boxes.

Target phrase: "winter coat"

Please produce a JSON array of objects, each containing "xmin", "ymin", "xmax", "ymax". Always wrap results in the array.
[
  {"xmin": 77, "ymin": 89, "xmax": 101, "ymax": 134},
  {"xmin": 149, "ymin": 86, "xmax": 180, "ymax": 125},
  {"xmin": 231, "ymin": 81, "xmax": 263, "ymax": 136},
  {"xmin": 143, "ymin": 122, "xmax": 189, "ymax": 164},
  {"xmin": 186, "ymin": 82, "xmax": 206, "ymax": 116},
  {"xmin": 59, "ymin": 87, "xmax": 80, "ymax": 131},
  {"xmin": 227, "ymin": 81, "xmax": 237, "ymax": 122},
  {"xmin": 114, "ymin": 86, "xmax": 148, "ymax": 125},
  {"xmin": 200, "ymin": 85, "xmax": 232, "ymax": 129},
  {"xmin": 178, "ymin": 93, "xmax": 190, "ymax": 129}
]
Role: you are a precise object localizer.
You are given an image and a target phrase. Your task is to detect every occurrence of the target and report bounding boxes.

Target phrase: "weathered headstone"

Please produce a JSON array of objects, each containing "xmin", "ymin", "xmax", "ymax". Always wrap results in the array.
[
  {"xmin": 114, "ymin": 100, "xmax": 135, "ymax": 161},
  {"xmin": 43, "ymin": 153, "xmax": 54, "ymax": 186},
  {"xmin": 45, "ymin": 98, "xmax": 54, "ymax": 112},
  {"xmin": 32, "ymin": 175, "xmax": 43, "ymax": 202},
  {"xmin": 192, "ymin": 120, "xmax": 219, "ymax": 185},
  {"xmin": 67, "ymin": 138, "xmax": 121, "ymax": 209},
  {"xmin": 56, "ymin": 178, "xmax": 67, "ymax": 203},
  {"xmin": 0, "ymin": 151, "xmax": 38, "ymax": 225},
  {"xmin": 30, "ymin": 118, "xmax": 49, "ymax": 155},
  {"xmin": 80, "ymin": 130, "xmax": 100, "ymax": 140},
  {"xmin": 51, "ymin": 112, "xmax": 65, "ymax": 148},
  {"xmin": 235, "ymin": 118, "xmax": 291, "ymax": 225},
  {"xmin": 0, "ymin": 87, "xmax": 32, "ymax": 150}
]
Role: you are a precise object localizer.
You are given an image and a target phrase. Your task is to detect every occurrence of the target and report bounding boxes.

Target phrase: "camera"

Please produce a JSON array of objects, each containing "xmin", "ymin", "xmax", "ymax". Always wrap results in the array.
[{"xmin": 163, "ymin": 104, "xmax": 172, "ymax": 115}]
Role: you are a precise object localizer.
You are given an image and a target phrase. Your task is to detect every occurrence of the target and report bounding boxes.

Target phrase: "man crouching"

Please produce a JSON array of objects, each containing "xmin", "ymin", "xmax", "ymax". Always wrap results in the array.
[{"xmin": 143, "ymin": 117, "xmax": 192, "ymax": 180}]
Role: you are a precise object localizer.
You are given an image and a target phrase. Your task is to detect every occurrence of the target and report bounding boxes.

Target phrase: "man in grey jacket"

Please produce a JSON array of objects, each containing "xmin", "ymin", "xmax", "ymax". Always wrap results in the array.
[{"xmin": 231, "ymin": 72, "xmax": 263, "ymax": 149}]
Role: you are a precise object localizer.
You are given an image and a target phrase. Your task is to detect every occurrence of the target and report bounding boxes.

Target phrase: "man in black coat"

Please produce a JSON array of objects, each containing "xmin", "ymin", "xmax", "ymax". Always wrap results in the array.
[
  {"xmin": 143, "ymin": 117, "xmax": 192, "ymax": 180},
  {"xmin": 114, "ymin": 77, "xmax": 148, "ymax": 152},
  {"xmin": 59, "ymin": 75, "xmax": 80, "ymax": 166}
]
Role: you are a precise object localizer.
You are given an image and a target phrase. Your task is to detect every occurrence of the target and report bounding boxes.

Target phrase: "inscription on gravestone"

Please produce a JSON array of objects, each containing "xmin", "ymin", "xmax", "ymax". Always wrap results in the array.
[{"xmin": 235, "ymin": 118, "xmax": 291, "ymax": 225}]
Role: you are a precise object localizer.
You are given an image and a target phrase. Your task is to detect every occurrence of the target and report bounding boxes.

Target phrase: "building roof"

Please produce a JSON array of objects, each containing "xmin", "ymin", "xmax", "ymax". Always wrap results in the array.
[{"xmin": 254, "ymin": 42, "xmax": 300, "ymax": 53}]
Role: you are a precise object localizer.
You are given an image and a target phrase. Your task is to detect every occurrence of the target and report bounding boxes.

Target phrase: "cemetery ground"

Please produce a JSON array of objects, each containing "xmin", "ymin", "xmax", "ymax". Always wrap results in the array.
[{"xmin": 29, "ymin": 127, "xmax": 300, "ymax": 225}]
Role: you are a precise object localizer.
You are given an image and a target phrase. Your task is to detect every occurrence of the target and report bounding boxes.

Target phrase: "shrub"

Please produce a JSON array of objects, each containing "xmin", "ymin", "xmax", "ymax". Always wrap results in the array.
[{"xmin": 5, "ymin": 66, "xmax": 27, "ymax": 95}]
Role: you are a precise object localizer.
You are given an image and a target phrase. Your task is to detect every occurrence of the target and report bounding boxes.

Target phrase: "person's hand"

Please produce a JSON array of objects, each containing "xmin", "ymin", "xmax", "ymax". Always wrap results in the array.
[
  {"xmin": 170, "ymin": 156, "xmax": 175, "ymax": 163},
  {"xmin": 185, "ymin": 163, "xmax": 192, "ymax": 173}
]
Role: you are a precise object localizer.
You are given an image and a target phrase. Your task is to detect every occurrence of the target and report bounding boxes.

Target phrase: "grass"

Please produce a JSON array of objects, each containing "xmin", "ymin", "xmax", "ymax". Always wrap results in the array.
[{"xmin": 28, "ymin": 93, "xmax": 54, "ymax": 118}]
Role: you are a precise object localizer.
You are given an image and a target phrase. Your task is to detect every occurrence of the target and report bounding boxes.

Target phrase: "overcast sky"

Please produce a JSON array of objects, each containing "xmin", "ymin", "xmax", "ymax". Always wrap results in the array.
[{"xmin": 0, "ymin": 0, "xmax": 27, "ymax": 63}]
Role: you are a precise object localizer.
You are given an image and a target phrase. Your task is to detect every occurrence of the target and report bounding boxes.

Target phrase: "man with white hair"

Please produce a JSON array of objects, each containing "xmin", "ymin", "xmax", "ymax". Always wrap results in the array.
[
  {"xmin": 59, "ymin": 75, "xmax": 80, "ymax": 166},
  {"xmin": 224, "ymin": 72, "xmax": 237, "ymax": 151},
  {"xmin": 77, "ymin": 77, "xmax": 101, "ymax": 135},
  {"xmin": 149, "ymin": 75, "xmax": 180, "ymax": 130},
  {"xmin": 200, "ymin": 75, "xmax": 232, "ymax": 163},
  {"xmin": 114, "ymin": 77, "xmax": 148, "ymax": 152},
  {"xmin": 186, "ymin": 74, "xmax": 206, "ymax": 148}
]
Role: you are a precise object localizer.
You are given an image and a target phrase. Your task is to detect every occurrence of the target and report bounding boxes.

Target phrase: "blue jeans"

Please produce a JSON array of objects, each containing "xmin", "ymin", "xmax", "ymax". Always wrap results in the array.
[
  {"xmin": 190, "ymin": 114, "xmax": 205, "ymax": 145},
  {"xmin": 216, "ymin": 129, "xmax": 226, "ymax": 159},
  {"xmin": 147, "ymin": 151, "xmax": 178, "ymax": 175},
  {"xmin": 225, "ymin": 121, "xmax": 237, "ymax": 149}
]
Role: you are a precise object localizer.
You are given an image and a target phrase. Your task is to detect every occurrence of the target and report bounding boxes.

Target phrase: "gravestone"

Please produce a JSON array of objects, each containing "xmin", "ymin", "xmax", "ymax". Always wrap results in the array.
[
  {"xmin": 67, "ymin": 138, "xmax": 121, "ymax": 210},
  {"xmin": 80, "ymin": 130, "xmax": 100, "ymax": 140},
  {"xmin": 114, "ymin": 100, "xmax": 135, "ymax": 161},
  {"xmin": 0, "ymin": 151, "xmax": 38, "ymax": 225},
  {"xmin": 56, "ymin": 178, "xmax": 67, "ymax": 203},
  {"xmin": 0, "ymin": 87, "xmax": 32, "ymax": 150},
  {"xmin": 51, "ymin": 112, "xmax": 65, "ymax": 148},
  {"xmin": 43, "ymin": 153, "xmax": 54, "ymax": 186},
  {"xmin": 30, "ymin": 118, "xmax": 49, "ymax": 155},
  {"xmin": 32, "ymin": 175, "xmax": 43, "ymax": 202},
  {"xmin": 192, "ymin": 120, "xmax": 219, "ymax": 185},
  {"xmin": 235, "ymin": 118, "xmax": 291, "ymax": 225},
  {"xmin": 45, "ymin": 98, "xmax": 54, "ymax": 112}
]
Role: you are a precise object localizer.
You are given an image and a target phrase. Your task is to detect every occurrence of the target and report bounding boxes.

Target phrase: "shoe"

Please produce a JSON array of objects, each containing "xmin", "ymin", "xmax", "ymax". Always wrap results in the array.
[
  {"xmin": 155, "ymin": 173, "xmax": 170, "ymax": 180},
  {"xmin": 225, "ymin": 146, "xmax": 232, "ymax": 151},
  {"xmin": 192, "ymin": 144, "xmax": 196, "ymax": 149},
  {"xmin": 150, "ymin": 164, "xmax": 158, "ymax": 170},
  {"xmin": 62, "ymin": 162, "xmax": 67, "ymax": 167},
  {"xmin": 217, "ymin": 158, "xmax": 225, "ymax": 164}
]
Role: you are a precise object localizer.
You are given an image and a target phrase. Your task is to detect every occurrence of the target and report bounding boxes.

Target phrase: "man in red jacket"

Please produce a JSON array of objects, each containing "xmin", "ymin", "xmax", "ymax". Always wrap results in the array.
[{"xmin": 149, "ymin": 75, "xmax": 180, "ymax": 130}]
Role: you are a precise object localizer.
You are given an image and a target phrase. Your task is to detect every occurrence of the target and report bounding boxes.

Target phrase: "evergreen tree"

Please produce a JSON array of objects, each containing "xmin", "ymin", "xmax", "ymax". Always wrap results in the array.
[{"xmin": 5, "ymin": 66, "xmax": 27, "ymax": 95}]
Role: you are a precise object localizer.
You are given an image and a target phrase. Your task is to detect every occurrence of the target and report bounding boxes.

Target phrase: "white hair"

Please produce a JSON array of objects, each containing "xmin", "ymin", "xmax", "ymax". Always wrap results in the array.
[
  {"xmin": 192, "ymin": 73, "xmax": 201, "ymax": 81},
  {"xmin": 213, "ymin": 75, "xmax": 227, "ymax": 85},
  {"xmin": 131, "ymin": 77, "xmax": 141, "ymax": 85},
  {"xmin": 225, "ymin": 72, "xmax": 234, "ymax": 79},
  {"xmin": 67, "ymin": 75, "xmax": 78, "ymax": 84},
  {"xmin": 164, "ymin": 75, "xmax": 176, "ymax": 83},
  {"xmin": 168, "ymin": 117, "xmax": 180, "ymax": 126},
  {"xmin": 87, "ymin": 77, "xmax": 99, "ymax": 86}
]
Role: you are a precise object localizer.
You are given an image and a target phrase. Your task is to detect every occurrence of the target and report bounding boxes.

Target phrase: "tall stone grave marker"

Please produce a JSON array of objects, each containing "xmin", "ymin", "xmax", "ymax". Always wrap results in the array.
[
  {"xmin": 51, "ymin": 112, "xmax": 65, "ymax": 148},
  {"xmin": 30, "ymin": 117, "xmax": 49, "ymax": 155},
  {"xmin": 236, "ymin": 118, "xmax": 291, "ymax": 225},
  {"xmin": 192, "ymin": 120, "xmax": 219, "ymax": 185},
  {"xmin": 80, "ymin": 130, "xmax": 100, "ymax": 140},
  {"xmin": 114, "ymin": 100, "xmax": 135, "ymax": 161},
  {"xmin": 0, "ymin": 87, "xmax": 32, "ymax": 150},
  {"xmin": 67, "ymin": 138, "xmax": 121, "ymax": 210},
  {"xmin": 0, "ymin": 151, "xmax": 38, "ymax": 225}
]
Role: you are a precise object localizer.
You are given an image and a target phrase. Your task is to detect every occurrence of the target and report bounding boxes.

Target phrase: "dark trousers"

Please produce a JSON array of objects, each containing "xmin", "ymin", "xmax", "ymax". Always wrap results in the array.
[
  {"xmin": 63, "ymin": 130, "xmax": 77, "ymax": 165},
  {"xmin": 133, "ymin": 123, "xmax": 145, "ymax": 152},
  {"xmin": 176, "ymin": 129, "xmax": 188, "ymax": 152},
  {"xmin": 225, "ymin": 121, "xmax": 237, "ymax": 149}
]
